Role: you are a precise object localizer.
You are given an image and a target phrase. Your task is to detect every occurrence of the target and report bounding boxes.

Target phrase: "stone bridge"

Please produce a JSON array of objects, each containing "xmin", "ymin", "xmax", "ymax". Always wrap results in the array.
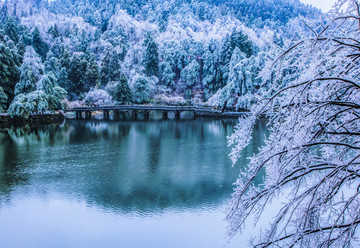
[{"xmin": 64, "ymin": 105, "xmax": 247, "ymax": 120}]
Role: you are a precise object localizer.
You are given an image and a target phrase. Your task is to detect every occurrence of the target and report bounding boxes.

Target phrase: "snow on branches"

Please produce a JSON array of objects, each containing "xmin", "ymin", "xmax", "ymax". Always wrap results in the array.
[{"xmin": 227, "ymin": 1, "xmax": 360, "ymax": 247}]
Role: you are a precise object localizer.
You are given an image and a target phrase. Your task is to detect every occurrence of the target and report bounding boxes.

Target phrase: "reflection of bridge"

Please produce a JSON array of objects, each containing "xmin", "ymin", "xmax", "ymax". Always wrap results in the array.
[{"xmin": 64, "ymin": 105, "xmax": 247, "ymax": 120}]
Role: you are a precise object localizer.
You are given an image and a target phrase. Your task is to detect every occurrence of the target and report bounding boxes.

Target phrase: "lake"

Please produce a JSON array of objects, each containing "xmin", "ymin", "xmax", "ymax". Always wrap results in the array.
[{"xmin": 0, "ymin": 118, "xmax": 266, "ymax": 248}]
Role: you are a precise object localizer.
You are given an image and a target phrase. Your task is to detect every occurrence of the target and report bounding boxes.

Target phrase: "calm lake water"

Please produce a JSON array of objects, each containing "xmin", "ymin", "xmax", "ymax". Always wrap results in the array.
[{"xmin": 0, "ymin": 118, "xmax": 266, "ymax": 248}]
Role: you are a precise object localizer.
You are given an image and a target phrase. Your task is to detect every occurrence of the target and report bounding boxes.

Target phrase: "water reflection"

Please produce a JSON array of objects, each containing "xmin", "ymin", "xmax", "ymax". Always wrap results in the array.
[{"xmin": 0, "ymin": 119, "xmax": 267, "ymax": 215}]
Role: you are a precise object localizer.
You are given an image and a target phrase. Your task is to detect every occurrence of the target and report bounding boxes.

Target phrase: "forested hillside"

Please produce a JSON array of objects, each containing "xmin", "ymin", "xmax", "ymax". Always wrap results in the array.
[{"xmin": 0, "ymin": 0, "xmax": 321, "ymax": 117}]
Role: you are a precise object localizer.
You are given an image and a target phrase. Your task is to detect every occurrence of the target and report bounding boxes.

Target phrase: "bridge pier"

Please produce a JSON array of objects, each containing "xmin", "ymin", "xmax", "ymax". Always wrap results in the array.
[
  {"xmin": 85, "ymin": 111, "xmax": 91, "ymax": 120},
  {"xmin": 162, "ymin": 111, "xmax": 168, "ymax": 120},
  {"xmin": 114, "ymin": 110, "xmax": 120, "ymax": 120},
  {"xmin": 175, "ymin": 110, "xmax": 181, "ymax": 120},
  {"xmin": 103, "ymin": 110, "xmax": 110, "ymax": 120},
  {"xmin": 75, "ymin": 111, "xmax": 81, "ymax": 119},
  {"xmin": 144, "ymin": 110, "xmax": 149, "ymax": 121},
  {"xmin": 132, "ymin": 110, "xmax": 138, "ymax": 120}
]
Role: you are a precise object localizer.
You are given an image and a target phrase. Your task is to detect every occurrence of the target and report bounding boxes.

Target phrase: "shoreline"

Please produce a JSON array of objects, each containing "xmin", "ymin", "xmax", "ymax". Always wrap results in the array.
[{"xmin": 0, "ymin": 113, "xmax": 65, "ymax": 129}]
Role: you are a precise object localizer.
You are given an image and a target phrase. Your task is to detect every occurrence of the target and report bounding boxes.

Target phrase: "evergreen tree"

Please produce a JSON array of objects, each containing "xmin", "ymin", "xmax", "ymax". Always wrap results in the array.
[
  {"xmin": 0, "ymin": 42, "xmax": 20, "ymax": 107},
  {"xmin": 202, "ymin": 40, "xmax": 219, "ymax": 98},
  {"xmin": 78, "ymin": 30, "xmax": 89, "ymax": 53},
  {"xmin": 4, "ymin": 18, "xmax": 18, "ymax": 44},
  {"xmin": 162, "ymin": 61, "xmax": 175, "ymax": 87},
  {"xmin": 67, "ymin": 54, "xmax": 86, "ymax": 97},
  {"xmin": 230, "ymin": 30, "xmax": 255, "ymax": 58},
  {"xmin": 8, "ymin": 90, "xmax": 49, "ymax": 118},
  {"xmin": 134, "ymin": 76, "xmax": 150, "ymax": 104},
  {"xmin": 47, "ymin": 24, "xmax": 59, "ymax": 39},
  {"xmin": 44, "ymin": 51, "xmax": 59, "ymax": 78},
  {"xmin": 31, "ymin": 26, "xmax": 48, "ymax": 60},
  {"xmin": 37, "ymin": 72, "xmax": 56, "ymax": 96},
  {"xmin": 15, "ymin": 65, "xmax": 37, "ymax": 95},
  {"xmin": 217, "ymin": 35, "xmax": 232, "ymax": 89},
  {"xmin": 85, "ymin": 53, "xmax": 100, "ymax": 88},
  {"xmin": 0, "ymin": 86, "xmax": 8, "ymax": 112},
  {"xmin": 100, "ymin": 49, "xmax": 111, "ymax": 85},
  {"xmin": 143, "ymin": 32, "xmax": 159, "ymax": 77},
  {"xmin": 21, "ymin": 46, "xmax": 44, "ymax": 80},
  {"xmin": 101, "ymin": 49, "xmax": 121, "ymax": 85},
  {"xmin": 59, "ymin": 46, "xmax": 71, "ymax": 69},
  {"xmin": 18, "ymin": 26, "xmax": 32, "ymax": 46},
  {"xmin": 113, "ymin": 74, "xmax": 133, "ymax": 104},
  {"xmin": 180, "ymin": 59, "xmax": 199, "ymax": 99},
  {"xmin": 37, "ymin": 72, "xmax": 67, "ymax": 110},
  {"xmin": 16, "ymin": 39, "xmax": 25, "ymax": 62},
  {"xmin": 228, "ymin": 47, "xmax": 251, "ymax": 97},
  {"xmin": 57, "ymin": 67, "xmax": 68, "ymax": 89},
  {"xmin": 108, "ymin": 50, "xmax": 121, "ymax": 81}
]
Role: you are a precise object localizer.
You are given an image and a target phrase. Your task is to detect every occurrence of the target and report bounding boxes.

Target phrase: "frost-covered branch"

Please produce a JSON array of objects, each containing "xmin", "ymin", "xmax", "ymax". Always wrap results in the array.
[{"xmin": 227, "ymin": 1, "xmax": 360, "ymax": 247}]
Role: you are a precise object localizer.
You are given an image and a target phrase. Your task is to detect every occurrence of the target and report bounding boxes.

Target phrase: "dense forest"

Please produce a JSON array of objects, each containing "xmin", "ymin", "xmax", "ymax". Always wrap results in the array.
[{"xmin": 0, "ymin": 0, "xmax": 321, "ymax": 118}]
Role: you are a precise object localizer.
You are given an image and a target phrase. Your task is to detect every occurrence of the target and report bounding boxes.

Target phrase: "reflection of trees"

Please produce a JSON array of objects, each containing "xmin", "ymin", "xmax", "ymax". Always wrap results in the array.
[
  {"xmin": 0, "ymin": 131, "xmax": 28, "ymax": 198},
  {"xmin": 73, "ymin": 119, "xmax": 257, "ymax": 214},
  {"xmin": 0, "ymin": 119, "xmax": 266, "ymax": 214}
]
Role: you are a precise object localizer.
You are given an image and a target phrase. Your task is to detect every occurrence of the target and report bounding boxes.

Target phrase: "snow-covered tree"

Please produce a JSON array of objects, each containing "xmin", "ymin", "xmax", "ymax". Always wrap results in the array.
[
  {"xmin": 230, "ymin": 29, "xmax": 256, "ymax": 58},
  {"xmin": 217, "ymin": 35, "xmax": 233, "ymax": 89},
  {"xmin": 180, "ymin": 59, "xmax": 199, "ymax": 99},
  {"xmin": 31, "ymin": 26, "xmax": 48, "ymax": 60},
  {"xmin": 5, "ymin": 17, "xmax": 19, "ymax": 44},
  {"xmin": 67, "ymin": 53, "xmax": 87, "ymax": 98},
  {"xmin": 112, "ymin": 74, "xmax": 133, "ymax": 104},
  {"xmin": 134, "ymin": 76, "xmax": 150, "ymax": 103},
  {"xmin": 0, "ymin": 42, "xmax": 20, "ymax": 107},
  {"xmin": 85, "ymin": 53, "xmax": 100, "ymax": 88},
  {"xmin": 15, "ymin": 65, "xmax": 37, "ymax": 95},
  {"xmin": 8, "ymin": 90, "xmax": 48, "ymax": 119},
  {"xmin": 202, "ymin": 39, "xmax": 219, "ymax": 98},
  {"xmin": 0, "ymin": 86, "xmax": 7, "ymax": 112},
  {"xmin": 21, "ymin": 46, "xmax": 44, "ymax": 80},
  {"xmin": 37, "ymin": 72, "xmax": 67, "ymax": 110},
  {"xmin": 83, "ymin": 88, "xmax": 112, "ymax": 106},
  {"xmin": 44, "ymin": 51, "xmax": 59, "ymax": 78},
  {"xmin": 143, "ymin": 32, "xmax": 159, "ymax": 77},
  {"xmin": 227, "ymin": 1, "xmax": 360, "ymax": 247},
  {"xmin": 161, "ymin": 60, "xmax": 175, "ymax": 88}
]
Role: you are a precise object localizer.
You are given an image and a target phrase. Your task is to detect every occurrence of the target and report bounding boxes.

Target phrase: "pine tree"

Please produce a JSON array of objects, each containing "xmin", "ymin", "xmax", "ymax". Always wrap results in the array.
[
  {"xmin": 230, "ymin": 30, "xmax": 255, "ymax": 58},
  {"xmin": 100, "ymin": 49, "xmax": 111, "ymax": 85},
  {"xmin": 180, "ymin": 59, "xmax": 199, "ymax": 99},
  {"xmin": 134, "ymin": 76, "xmax": 150, "ymax": 104},
  {"xmin": 162, "ymin": 61, "xmax": 175, "ymax": 87},
  {"xmin": 60, "ymin": 46, "xmax": 71, "ymax": 69},
  {"xmin": 32, "ymin": 26, "xmax": 48, "ymax": 60},
  {"xmin": 67, "ymin": 54, "xmax": 86, "ymax": 97},
  {"xmin": 16, "ymin": 39, "xmax": 25, "ymax": 62},
  {"xmin": 113, "ymin": 74, "xmax": 133, "ymax": 104},
  {"xmin": 108, "ymin": 50, "xmax": 121, "ymax": 81},
  {"xmin": 78, "ymin": 30, "xmax": 89, "ymax": 53},
  {"xmin": 37, "ymin": 72, "xmax": 67, "ymax": 110},
  {"xmin": 15, "ymin": 65, "xmax": 37, "ymax": 95},
  {"xmin": 47, "ymin": 24, "xmax": 59, "ymax": 39},
  {"xmin": 0, "ymin": 86, "xmax": 8, "ymax": 112},
  {"xmin": 0, "ymin": 42, "xmax": 20, "ymax": 107},
  {"xmin": 202, "ymin": 40, "xmax": 219, "ymax": 98},
  {"xmin": 85, "ymin": 53, "xmax": 100, "ymax": 88},
  {"xmin": 143, "ymin": 32, "xmax": 159, "ymax": 77},
  {"xmin": 57, "ymin": 67, "xmax": 68, "ymax": 89},
  {"xmin": 21, "ymin": 46, "xmax": 44, "ymax": 81},
  {"xmin": 44, "ymin": 51, "xmax": 59, "ymax": 78},
  {"xmin": 217, "ymin": 35, "xmax": 232, "ymax": 89},
  {"xmin": 4, "ymin": 18, "xmax": 18, "ymax": 44}
]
